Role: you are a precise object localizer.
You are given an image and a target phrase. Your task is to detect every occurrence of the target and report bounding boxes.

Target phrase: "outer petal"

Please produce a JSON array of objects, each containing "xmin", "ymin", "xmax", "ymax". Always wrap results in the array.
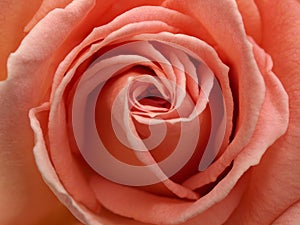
[
  {"xmin": 25, "ymin": 0, "xmax": 73, "ymax": 31},
  {"xmin": 0, "ymin": 55, "xmax": 76, "ymax": 225},
  {"xmin": 272, "ymin": 201, "xmax": 300, "ymax": 225},
  {"xmin": 0, "ymin": 0, "xmax": 41, "ymax": 80},
  {"xmin": 225, "ymin": 0, "xmax": 300, "ymax": 224},
  {"xmin": 235, "ymin": 0, "xmax": 262, "ymax": 43},
  {"xmin": 31, "ymin": 104, "xmax": 154, "ymax": 225},
  {"xmin": 0, "ymin": 0, "xmax": 95, "ymax": 224}
]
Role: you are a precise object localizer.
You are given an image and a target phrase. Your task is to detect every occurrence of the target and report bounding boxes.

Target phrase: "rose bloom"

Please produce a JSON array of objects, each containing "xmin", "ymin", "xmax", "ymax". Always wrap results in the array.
[{"xmin": 1, "ymin": 0, "xmax": 300, "ymax": 225}]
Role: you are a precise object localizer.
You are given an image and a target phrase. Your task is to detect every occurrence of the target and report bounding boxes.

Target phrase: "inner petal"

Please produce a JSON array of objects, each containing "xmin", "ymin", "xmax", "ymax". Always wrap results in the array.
[{"xmin": 129, "ymin": 75, "xmax": 172, "ymax": 115}]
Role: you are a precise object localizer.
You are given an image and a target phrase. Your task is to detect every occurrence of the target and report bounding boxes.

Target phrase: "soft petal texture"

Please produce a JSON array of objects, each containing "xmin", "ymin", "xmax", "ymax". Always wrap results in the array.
[
  {"xmin": 46, "ymin": 3, "xmax": 287, "ymax": 225},
  {"xmin": 272, "ymin": 201, "xmax": 300, "ymax": 225},
  {"xmin": 0, "ymin": 1, "xmax": 85, "ymax": 220},
  {"xmin": 29, "ymin": 1, "xmax": 289, "ymax": 224},
  {"xmin": 44, "ymin": 5, "xmax": 229, "ymax": 214},
  {"xmin": 25, "ymin": 0, "xmax": 72, "ymax": 31},
  {"xmin": 30, "ymin": 104, "xmax": 154, "ymax": 224},
  {"xmin": 46, "ymin": 1, "xmax": 231, "ymax": 172},
  {"xmin": 46, "ymin": 6, "xmax": 183, "ymax": 212},
  {"xmin": 235, "ymin": 0, "xmax": 262, "ymax": 43},
  {"xmin": 4, "ymin": 1, "xmax": 297, "ymax": 225},
  {"xmin": 0, "ymin": 0, "xmax": 95, "ymax": 224},
  {"xmin": 0, "ymin": 39, "xmax": 77, "ymax": 225},
  {"xmin": 90, "ymin": 173, "xmax": 249, "ymax": 225},
  {"xmin": 0, "ymin": 0, "xmax": 41, "ymax": 80},
  {"xmin": 46, "ymin": 17, "xmax": 231, "ymax": 223},
  {"xmin": 224, "ymin": 0, "xmax": 300, "ymax": 224},
  {"xmin": 163, "ymin": 0, "xmax": 269, "ymax": 194}
]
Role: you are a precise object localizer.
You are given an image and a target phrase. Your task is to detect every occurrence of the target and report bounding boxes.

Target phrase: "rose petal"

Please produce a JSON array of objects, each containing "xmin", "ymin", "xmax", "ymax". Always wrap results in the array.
[
  {"xmin": 134, "ymin": 32, "xmax": 233, "ymax": 178},
  {"xmin": 224, "ymin": 0, "xmax": 300, "ymax": 224},
  {"xmin": 1, "ymin": 0, "xmax": 96, "ymax": 223},
  {"xmin": 272, "ymin": 201, "xmax": 300, "ymax": 225},
  {"xmin": 30, "ymin": 103, "xmax": 110, "ymax": 225},
  {"xmin": 235, "ymin": 0, "xmax": 262, "ymax": 43},
  {"xmin": 70, "ymin": 51, "xmax": 200, "ymax": 199},
  {"xmin": 90, "ymin": 173, "xmax": 248, "ymax": 225},
  {"xmin": 0, "ymin": 86, "xmax": 72, "ymax": 224},
  {"xmin": 48, "ymin": 99, "xmax": 100, "ymax": 211},
  {"xmin": 25, "ymin": 0, "xmax": 73, "ymax": 32},
  {"xmin": 0, "ymin": 1, "xmax": 96, "ymax": 223},
  {"xmin": 49, "ymin": 5, "xmax": 213, "ymax": 99},
  {"xmin": 163, "ymin": 0, "xmax": 268, "ymax": 189},
  {"xmin": 0, "ymin": 0, "xmax": 41, "ymax": 80},
  {"xmin": 46, "ymin": 6, "xmax": 220, "ymax": 205}
]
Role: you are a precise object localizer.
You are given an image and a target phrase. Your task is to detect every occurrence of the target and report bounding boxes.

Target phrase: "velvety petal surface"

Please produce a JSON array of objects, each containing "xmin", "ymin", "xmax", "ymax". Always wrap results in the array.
[
  {"xmin": 0, "ymin": 0, "xmax": 95, "ymax": 224},
  {"xmin": 225, "ymin": 0, "xmax": 300, "ymax": 224},
  {"xmin": 0, "ymin": 0, "xmax": 41, "ymax": 80}
]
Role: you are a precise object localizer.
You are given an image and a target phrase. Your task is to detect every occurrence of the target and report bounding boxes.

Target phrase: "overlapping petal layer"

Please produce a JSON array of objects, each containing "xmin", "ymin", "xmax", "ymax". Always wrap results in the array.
[{"xmin": 1, "ymin": 0, "xmax": 292, "ymax": 224}]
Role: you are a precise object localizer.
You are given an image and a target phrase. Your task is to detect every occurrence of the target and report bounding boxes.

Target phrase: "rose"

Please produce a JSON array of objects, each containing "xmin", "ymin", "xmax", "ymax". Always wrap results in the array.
[
  {"xmin": 0, "ymin": 1, "xmax": 299, "ymax": 225},
  {"xmin": 1, "ymin": 1, "xmax": 299, "ymax": 225}
]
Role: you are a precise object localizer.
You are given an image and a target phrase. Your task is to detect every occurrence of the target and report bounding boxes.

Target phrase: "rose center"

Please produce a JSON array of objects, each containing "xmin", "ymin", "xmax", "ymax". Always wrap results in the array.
[{"xmin": 128, "ymin": 76, "xmax": 172, "ymax": 115}]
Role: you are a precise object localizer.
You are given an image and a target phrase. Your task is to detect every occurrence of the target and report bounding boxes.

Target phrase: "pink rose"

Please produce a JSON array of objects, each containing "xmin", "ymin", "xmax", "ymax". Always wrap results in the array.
[{"xmin": 1, "ymin": 0, "xmax": 299, "ymax": 225}]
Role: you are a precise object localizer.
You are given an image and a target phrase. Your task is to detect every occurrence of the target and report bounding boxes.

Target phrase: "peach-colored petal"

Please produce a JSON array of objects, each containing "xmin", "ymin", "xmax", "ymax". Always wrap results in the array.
[
  {"xmin": 132, "ymin": 32, "xmax": 233, "ymax": 157},
  {"xmin": 45, "ymin": 6, "xmax": 219, "ymax": 206},
  {"xmin": 0, "ymin": 1, "xmax": 94, "ymax": 220},
  {"xmin": 69, "ymin": 30, "xmax": 247, "ymax": 224},
  {"xmin": 6, "ymin": 0, "xmax": 95, "ymax": 95},
  {"xmin": 0, "ymin": 85, "xmax": 72, "ymax": 224},
  {"xmin": 25, "ymin": 0, "xmax": 73, "ymax": 31},
  {"xmin": 93, "ymin": 67, "xmax": 201, "ymax": 200},
  {"xmin": 0, "ymin": 0, "xmax": 41, "ymax": 80},
  {"xmin": 0, "ymin": 0, "xmax": 97, "ymax": 224},
  {"xmin": 254, "ymin": 0, "xmax": 300, "ymax": 132},
  {"xmin": 224, "ymin": 0, "xmax": 300, "ymax": 224},
  {"xmin": 163, "ymin": 0, "xmax": 265, "ymax": 139},
  {"xmin": 181, "ymin": 172, "xmax": 249, "ymax": 225},
  {"xmin": 47, "ymin": 20, "xmax": 181, "ymax": 204},
  {"xmin": 19, "ymin": 1, "xmax": 294, "ymax": 225},
  {"xmin": 235, "ymin": 0, "xmax": 262, "ymax": 43},
  {"xmin": 64, "ymin": 29, "xmax": 229, "ymax": 195},
  {"xmin": 30, "ymin": 104, "xmax": 153, "ymax": 225},
  {"xmin": 272, "ymin": 201, "xmax": 300, "ymax": 225},
  {"xmin": 163, "ymin": 0, "xmax": 269, "ymax": 191},
  {"xmin": 90, "ymin": 173, "xmax": 248, "ymax": 225},
  {"xmin": 49, "ymin": 5, "xmax": 212, "ymax": 98},
  {"xmin": 67, "ymin": 41, "xmax": 204, "ymax": 200},
  {"xmin": 48, "ymin": 99, "xmax": 100, "ymax": 211},
  {"xmin": 176, "ymin": 41, "xmax": 288, "ymax": 225},
  {"xmin": 30, "ymin": 103, "xmax": 101, "ymax": 225},
  {"xmin": 224, "ymin": 135, "xmax": 300, "ymax": 224}
]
